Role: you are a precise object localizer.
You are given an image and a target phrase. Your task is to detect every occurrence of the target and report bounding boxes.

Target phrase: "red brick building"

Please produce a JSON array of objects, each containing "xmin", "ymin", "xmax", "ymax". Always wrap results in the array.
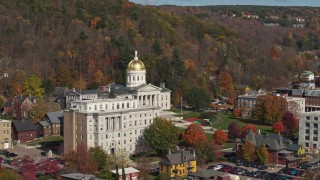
[
  {"xmin": 3, "ymin": 96, "xmax": 36, "ymax": 118},
  {"xmin": 236, "ymin": 131, "xmax": 301, "ymax": 165},
  {"xmin": 12, "ymin": 120, "xmax": 37, "ymax": 143}
]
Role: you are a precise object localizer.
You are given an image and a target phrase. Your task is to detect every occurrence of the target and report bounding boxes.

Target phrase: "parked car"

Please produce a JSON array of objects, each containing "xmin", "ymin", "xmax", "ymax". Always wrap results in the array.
[
  {"xmin": 257, "ymin": 164, "xmax": 268, "ymax": 170},
  {"xmin": 9, "ymin": 152, "xmax": 18, "ymax": 157},
  {"xmin": 236, "ymin": 160, "xmax": 245, "ymax": 166}
]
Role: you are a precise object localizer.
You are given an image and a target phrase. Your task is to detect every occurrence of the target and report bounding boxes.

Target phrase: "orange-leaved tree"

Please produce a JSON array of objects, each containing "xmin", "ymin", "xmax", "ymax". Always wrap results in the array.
[
  {"xmin": 272, "ymin": 121, "xmax": 285, "ymax": 133},
  {"xmin": 241, "ymin": 124, "xmax": 257, "ymax": 138},
  {"xmin": 184, "ymin": 124, "xmax": 208, "ymax": 146},
  {"xmin": 252, "ymin": 94, "xmax": 287, "ymax": 124},
  {"xmin": 213, "ymin": 129, "xmax": 228, "ymax": 145}
]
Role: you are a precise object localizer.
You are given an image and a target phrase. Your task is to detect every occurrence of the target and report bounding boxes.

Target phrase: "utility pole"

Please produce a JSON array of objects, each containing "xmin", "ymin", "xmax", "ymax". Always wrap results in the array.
[{"xmin": 180, "ymin": 96, "xmax": 183, "ymax": 120}]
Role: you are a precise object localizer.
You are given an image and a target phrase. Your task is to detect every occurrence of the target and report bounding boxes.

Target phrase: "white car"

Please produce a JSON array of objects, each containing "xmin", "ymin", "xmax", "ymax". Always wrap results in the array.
[{"xmin": 213, "ymin": 164, "xmax": 223, "ymax": 170}]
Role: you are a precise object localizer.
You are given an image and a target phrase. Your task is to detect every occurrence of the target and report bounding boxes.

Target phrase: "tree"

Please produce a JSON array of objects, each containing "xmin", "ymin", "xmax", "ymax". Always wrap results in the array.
[
  {"xmin": 272, "ymin": 121, "xmax": 285, "ymax": 133},
  {"xmin": 144, "ymin": 117, "xmax": 179, "ymax": 156},
  {"xmin": 64, "ymin": 143, "xmax": 97, "ymax": 174},
  {"xmin": 232, "ymin": 108, "xmax": 241, "ymax": 117},
  {"xmin": 228, "ymin": 121, "xmax": 241, "ymax": 139},
  {"xmin": 185, "ymin": 87, "xmax": 210, "ymax": 111},
  {"xmin": 0, "ymin": 166, "xmax": 20, "ymax": 180},
  {"xmin": 241, "ymin": 124, "xmax": 257, "ymax": 138},
  {"xmin": 241, "ymin": 141, "xmax": 256, "ymax": 162},
  {"xmin": 193, "ymin": 140, "xmax": 222, "ymax": 163},
  {"xmin": 252, "ymin": 95, "xmax": 288, "ymax": 124},
  {"xmin": 122, "ymin": 166, "xmax": 126, "ymax": 180},
  {"xmin": 22, "ymin": 75, "xmax": 45, "ymax": 97},
  {"xmin": 137, "ymin": 157, "xmax": 151, "ymax": 180},
  {"xmin": 216, "ymin": 70, "xmax": 235, "ymax": 98},
  {"xmin": 89, "ymin": 146, "xmax": 108, "ymax": 171},
  {"xmin": 282, "ymin": 111, "xmax": 299, "ymax": 136},
  {"xmin": 213, "ymin": 129, "xmax": 228, "ymax": 145},
  {"xmin": 28, "ymin": 98, "xmax": 61, "ymax": 122},
  {"xmin": 39, "ymin": 159, "xmax": 60, "ymax": 175},
  {"xmin": 20, "ymin": 155, "xmax": 36, "ymax": 180},
  {"xmin": 256, "ymin": 144, "xmax": 269, "ymax": 165},
  {"xmin": 184, "ymin": 124, "xmax": 208, "ymax": 146}
]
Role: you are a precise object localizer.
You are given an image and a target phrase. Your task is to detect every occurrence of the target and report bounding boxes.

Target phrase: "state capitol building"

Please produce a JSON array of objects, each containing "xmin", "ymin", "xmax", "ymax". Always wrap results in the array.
[{"xmin": 64, "ymin": 51, "xmax": 171, "ymax": 154}]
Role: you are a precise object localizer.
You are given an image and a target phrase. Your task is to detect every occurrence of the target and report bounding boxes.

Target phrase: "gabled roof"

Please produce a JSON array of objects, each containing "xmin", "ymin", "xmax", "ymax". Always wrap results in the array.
[
  {"xmin": 159, "ymin": 150, "xmax": 196, "ymax": 165},
  {"xmin": 38, "ymin": 120, "xmax": 50, "ymax": 127},
  {"xmin": 246, "ymin": 130, "xmax": 287, "ymax": 151},
  {"xmin": 111, "ymin": 167, "xmax": 140, "ymax": 175},
  {"xmin": 287, "ymin": 144, "xmax": 303, "ymax": 152},
  {"xmin": 60, "ymin": 173, "xmax": 96, "ymax": 180},
  {"xmin": 12, "ymin": 120, "xmax": 37, "ymax": 132},
  {"xmin": 46, "ymin": 111, "xmax": 63, "ymax": 124},
  {"xmin": 188, "ymin": 169, "xmax": 227, "ymax": 178}
]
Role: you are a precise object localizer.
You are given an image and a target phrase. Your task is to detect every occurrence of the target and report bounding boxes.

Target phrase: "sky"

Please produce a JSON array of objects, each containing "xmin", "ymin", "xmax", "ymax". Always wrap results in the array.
[{"xmin": 130, "ymin": 0, "xmax": 320, "ymax": 7}]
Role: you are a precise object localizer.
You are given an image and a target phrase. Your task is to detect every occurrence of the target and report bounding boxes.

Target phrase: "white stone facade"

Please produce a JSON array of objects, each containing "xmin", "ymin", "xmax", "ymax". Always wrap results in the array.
[
  {"xmin": 64, "ymin": 51, "xmax": 171, "ymax": 155},
  {"xmin": 299, "ymin": 111, "xmax": 320, "ymax": 151}
]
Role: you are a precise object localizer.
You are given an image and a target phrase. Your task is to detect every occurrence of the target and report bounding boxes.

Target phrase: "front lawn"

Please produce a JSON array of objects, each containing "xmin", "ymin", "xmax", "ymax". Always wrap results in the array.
[{"xmin": 26, "ymin": 135, "xmax": 64, "ymax": 146}]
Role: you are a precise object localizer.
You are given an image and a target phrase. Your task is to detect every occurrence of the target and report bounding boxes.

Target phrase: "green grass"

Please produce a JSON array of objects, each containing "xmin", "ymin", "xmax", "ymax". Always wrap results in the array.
[
  {"xmin": 169, "ymin": 108, "xmax": 202, "ymax": 119},
  {"xmin": 221, "ymin": 142, "xmax": 236, "ymax": 149},
  {"xmin": 26, "ymin": 135, "xmax": 64, "ymax": 146}
]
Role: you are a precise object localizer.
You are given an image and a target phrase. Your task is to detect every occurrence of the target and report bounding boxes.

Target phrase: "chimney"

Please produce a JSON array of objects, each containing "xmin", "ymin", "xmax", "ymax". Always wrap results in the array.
[
  {"xmin": 192, "ymin": 148, "xmax": 196, "ymax": 157},
  {"xmin": 168, "ymin": 148, "xmax": 171, "ymax": 155},
  {"xmin": 72, "ymin": 88, "xmax": 76, "ymax": 92},
  {"xmin": 160, "ymin": 83, "xmax": 165, "ymax": 88}
]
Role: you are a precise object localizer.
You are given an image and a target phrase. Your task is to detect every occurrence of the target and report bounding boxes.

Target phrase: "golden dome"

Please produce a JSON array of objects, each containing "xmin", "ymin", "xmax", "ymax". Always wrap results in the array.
[{"xmin": 127, "ymin": 50, "xmax": 145, "ymax": 71}]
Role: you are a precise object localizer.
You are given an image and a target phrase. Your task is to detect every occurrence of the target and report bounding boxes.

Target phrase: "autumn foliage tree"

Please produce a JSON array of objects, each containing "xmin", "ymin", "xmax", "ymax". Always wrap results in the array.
[
  {"xmin": 64, "ymin": 143, "xmax": 97, "ymax": 174},
  {"xmin": 232, "ymin": 108, "xmax": 241, "ymax": 117},
  {"xmin": 0, "ymin": 165, "xmax": 20, "ymax": 180},
  {"xmin": 193, "ymin": 140, "xmax": 222, "ymax": 163},
  {"xmin": 241, "ymin": 124, "xmax": 257, "ymax": 138},
  {"xmin": 256, "ymin": 144, "xmax": 269, "ymax": 165},
  {"xmin": 22, "ymin": 75, "xmax": 45, "ymax": 97},
  {"xmin": 282, "ymin": 112, "xmax": 299, "ymax": 136},
  {"xmin": 272, "ymin": 121, "xmax": 285, "ymax": 133},
  {"xmin": 252, "ymin": 95, "xmax": 288, "ymax": 124},
  {"xmin": 228, "ymin": 121, "xmax": 241, "ymax": 139},
  {"xmin": 241, "ymin": 141, "xmax": 256, "ymax": 162},
  {"xmin": 216, "ymin": 70, "xmax": 235, "ymax": 98},
  {"xmin": 213, "ymin": 129, "xmax": 228, "ymax": 145},
  {"xmin": 20, "ymin": 155, "xmax": 36, "ymax": 180},
  {"xmin": 184, "ymin": 123, "xmax": 208, "ymax": 146},
  {"xmin": 39, "ymin": 159, "xmax": 60, "ymax": 176}
]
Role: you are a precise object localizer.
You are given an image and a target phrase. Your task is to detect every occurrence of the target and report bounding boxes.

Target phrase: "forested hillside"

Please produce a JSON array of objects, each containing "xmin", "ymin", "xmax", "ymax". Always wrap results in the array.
[{"xmin": 0, "ymin": 0, "xmax": 320, "ymax": 105}]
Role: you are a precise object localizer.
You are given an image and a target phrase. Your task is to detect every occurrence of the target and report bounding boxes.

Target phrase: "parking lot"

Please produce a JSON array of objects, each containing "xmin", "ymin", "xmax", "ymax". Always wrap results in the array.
[
  {"xmin": 206, "ymin": 161, "xmax": 305, "ymax": 180},
  {"xmin": 2, "ymin": 145, "xmax": 58, "ymax": 162}
]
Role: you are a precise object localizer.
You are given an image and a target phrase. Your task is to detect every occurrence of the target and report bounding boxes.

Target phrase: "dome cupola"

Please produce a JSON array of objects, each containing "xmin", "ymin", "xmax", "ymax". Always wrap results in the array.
[
  {"xmin": 127, "ymin": 51, "xmax": 145, "ymax": 71},
  {"xmin": 126, "ymin": 50, "xmax": 146, "ymax": 88}
]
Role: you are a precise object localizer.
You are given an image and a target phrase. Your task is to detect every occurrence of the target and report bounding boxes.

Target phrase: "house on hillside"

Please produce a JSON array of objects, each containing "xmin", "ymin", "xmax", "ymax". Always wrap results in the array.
[
  {"xmin": 36, "ymin": 121, "xmax": 51, "ymax": 137},
  {"xmin": 37, "ymin": 111, "xmax": 64, "ymax": 137},
  {"xmin": 12, "ymin": 120, "xmax": 37, "ymax": 143},
  {"xmin": 159, "ymin": 150, "xmax": 197, "ymax": 178},
  {"xmin": 3, "ymin": 96, "xmax": 36, "ymax": 118},
  {"xmin": 0, "ymin": 120, "xmax": 12, "ymax": 149}
]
